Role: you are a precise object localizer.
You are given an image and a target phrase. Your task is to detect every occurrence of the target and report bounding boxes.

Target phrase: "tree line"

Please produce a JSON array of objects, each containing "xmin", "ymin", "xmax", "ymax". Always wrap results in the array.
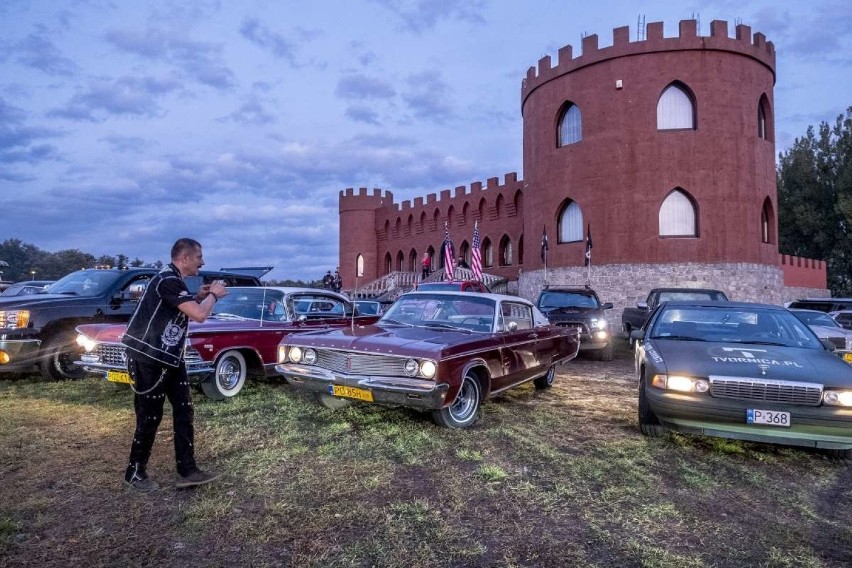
[
  {"xmin": 777, "ymin": 106, "xmax": 851, "ymax": 296},
  {"xmin": 1, "ymin": 108, "xmax": 849, "ymax": 294}
]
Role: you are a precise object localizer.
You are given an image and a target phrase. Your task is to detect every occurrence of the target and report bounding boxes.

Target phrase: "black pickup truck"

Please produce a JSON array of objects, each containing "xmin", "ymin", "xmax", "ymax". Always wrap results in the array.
[
  {"xmin": 621, "ymin": 287, "xmax": 728, "ymax": 338},
  {"xmin": 0, "ymin": 267, "xmax": 260, "ymax": 380}
]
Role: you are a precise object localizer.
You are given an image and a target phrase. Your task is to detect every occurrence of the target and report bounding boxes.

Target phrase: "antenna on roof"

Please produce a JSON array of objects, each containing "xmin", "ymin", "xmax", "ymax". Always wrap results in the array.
[{"xmin": 637, "ymin": 14, "xmax": 646, "ymax": 41}]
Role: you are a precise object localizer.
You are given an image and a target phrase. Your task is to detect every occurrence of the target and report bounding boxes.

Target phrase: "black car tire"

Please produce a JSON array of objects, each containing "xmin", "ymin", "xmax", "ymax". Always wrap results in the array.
[
  {"xmin": 826, "ymin": 448, "xmax": 852, "ymax": 460},
  {"xmin": 38, "ymin": 330, "xmax": 86, "ymax": 381},
  {"xmin": 316, "ymin": 393, "xmax": 353, "ymax": 409},
  {"xmin": 200, "ymin": 350, "xmax": 247, "ymax": 401},
  {"xmin": 638, "ymin": 376, "xmax": 667, "ymax": 437},
  {"xmin": 533, "ymin": 364, "xmax": 556, "ymax": 390},
  {"xmin": 432, "ymin": 371, "xmax": 481, "ymax": 428}
]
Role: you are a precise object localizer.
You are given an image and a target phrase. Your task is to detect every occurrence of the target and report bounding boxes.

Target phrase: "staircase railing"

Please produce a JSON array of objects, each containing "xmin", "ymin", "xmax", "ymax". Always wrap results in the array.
[{"xmin": 348, "ymin": 269, "xmax": 509, "ymax": 301}]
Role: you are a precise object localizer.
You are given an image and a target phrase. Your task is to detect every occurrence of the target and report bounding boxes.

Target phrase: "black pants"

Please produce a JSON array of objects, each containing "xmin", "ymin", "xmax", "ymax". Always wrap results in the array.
[{"xmin": 126, "ymin": 354, "xmax": 197, "ymax": 476}]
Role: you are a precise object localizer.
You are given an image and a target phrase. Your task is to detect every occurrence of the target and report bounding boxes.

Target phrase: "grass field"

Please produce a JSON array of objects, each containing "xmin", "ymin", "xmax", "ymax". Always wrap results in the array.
[{"xmin": 1, "ymin": 343, "xmax": 850, "ymax": 568}]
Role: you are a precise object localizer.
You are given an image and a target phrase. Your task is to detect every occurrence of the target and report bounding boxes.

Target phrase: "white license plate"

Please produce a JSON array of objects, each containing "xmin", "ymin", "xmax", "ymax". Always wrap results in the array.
[{"xmin": 747, "ymin": 409, "xmax": 791, "ymax": 427}]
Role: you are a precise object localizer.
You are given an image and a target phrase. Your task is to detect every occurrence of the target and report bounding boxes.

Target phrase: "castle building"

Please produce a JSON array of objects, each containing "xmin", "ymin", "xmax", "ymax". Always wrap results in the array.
[{"xmin": 338, "ymin": 19, "xmax": 827, "ymax": 311}]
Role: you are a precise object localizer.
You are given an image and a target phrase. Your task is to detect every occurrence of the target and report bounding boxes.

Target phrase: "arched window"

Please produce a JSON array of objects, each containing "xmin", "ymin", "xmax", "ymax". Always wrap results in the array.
[
  {"xmin": 383, "ymin": 219, "xmax": 391, "ymax": 237},
  {"xmin": 558, "ymin": 103, "xmax": 582, "ymax": 146},
  {"xmin": 407, "ymin": 214, "xmax": 413, "ymax": 236},
  {"xmin": 396, "ymin": 251, "xmax": 404, "ymax": 271},
  {"xmin": 478, "ymin": 198, "xmax": 487, "ymax": 221},
  {"xmin": 657, "ymin": 83, "xmax": 696, "ymax": 130},
  {"xmin": 419, "ymin": 212, "xmax": 427, "ymax": 232},
  {"xmin": 761, "ymin": 197, "xmax": 776, "ymax": 244},
  {"xmin": 394, "ymin": 217, "xmax": 401, "ymax": 237},
  {"xmin": 384, "ymin": 252, "xmax": 392, "ymax": 274},
  {"xmin": 495, "ymin": 194, "xmax": 505, "ymax": 218},
  {"xmin": 758, "ymin": 94, "xmax": 773, "ymax": 141},
  {"xmin": 459, "ymin": 241, "xmax": 470, "ymax": 265},
  {"xmin": 518, "ymin": 234, "xmax": 524, "ymax": 265},
  {"xmin": 447, "ymin": 205, "xmax": 455, "ymax": 228},
  {"xmin": 499, "ymin": 235, "xmax": 513, "ymax": 266},
  {"xmin": 513, "ymin": 190, "xmax": 524, "ymax": 217},
  {"xmin": 432, "ymin": 209, "xmax": 440, "ymax": 230},
  {"xmin": 482, "ymin": 238, "xmax": 493, "ymax": 268},
  {"xmin": 409, "ymin": 249, "xmax": 418, "ymax": 272},
  {"xmin": 462, "ymin": 202, "xmax": 470, "ymax": 225},
  {"xmin": 659, "ymin": 189, "xmax": 698, "ymax": 237},
  {"xmin": 558, "ymin": 200, "xmax": 583, "ymax": 243},
  {"xmin": 426, "ymin": 246, "xmax": 435, "ymax": 271},
  {"xmin": 355, "ymin": 254, "xmax": 365, "ymax": 277}
]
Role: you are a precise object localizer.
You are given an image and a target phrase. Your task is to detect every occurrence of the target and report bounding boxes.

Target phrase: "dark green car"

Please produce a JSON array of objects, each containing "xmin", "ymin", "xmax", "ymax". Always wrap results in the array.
[{"xmin": 632, "ymin": 301, "xmax": 852, "ymax": 458}]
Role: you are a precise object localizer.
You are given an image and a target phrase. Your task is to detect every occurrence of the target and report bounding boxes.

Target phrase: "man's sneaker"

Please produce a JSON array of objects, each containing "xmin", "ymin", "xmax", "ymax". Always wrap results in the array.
[
  {"xmin": 175, "ymin": 469, "xmax": 223, "ymax": 489},
  {"xmin": 124, "ymin": 476, "xmax": 160, "ymax": 492}
]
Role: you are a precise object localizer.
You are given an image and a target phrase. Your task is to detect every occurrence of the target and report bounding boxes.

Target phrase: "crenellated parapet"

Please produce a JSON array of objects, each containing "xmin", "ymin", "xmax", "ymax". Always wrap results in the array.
[
  {"xmin": 342, "ymin": 172, "xmax": 522, "ymax": 221},
  {"xmin": 521, "ymin": 19, "xmax": 776, "ymax": 108}
]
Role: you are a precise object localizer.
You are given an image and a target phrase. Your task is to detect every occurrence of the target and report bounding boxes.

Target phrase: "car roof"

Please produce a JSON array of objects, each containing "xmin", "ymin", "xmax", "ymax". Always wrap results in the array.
[
  {"xmin": 226, "ymin": 286, "xmax": 349, "ymax": 297},
  {"xmin": 661, "ymin": 300, "xmax": 783, "ymax": 310},
  {"xmin": 403, "ymin": 290, "xmax": 531, "ymax": 304}
]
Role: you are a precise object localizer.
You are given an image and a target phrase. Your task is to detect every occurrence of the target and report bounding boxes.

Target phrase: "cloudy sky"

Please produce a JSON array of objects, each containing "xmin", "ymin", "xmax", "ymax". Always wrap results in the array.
[{"xmin": 1, "ymin": 0, "xmax": 850, "ymax": 282}]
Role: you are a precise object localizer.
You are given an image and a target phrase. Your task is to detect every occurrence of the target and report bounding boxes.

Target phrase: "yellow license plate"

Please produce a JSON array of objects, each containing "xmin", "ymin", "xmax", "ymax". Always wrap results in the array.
[
  {"xmin": 843, "ymin": 353, "xmax": 852, "ymax": 364},
  {"xmin": 329, "ymin": 385, "xmax": 373, "ymax": 402},
  {"xmin": 107, "ymin": 370, "xmax": 131, "ymax": 384}
]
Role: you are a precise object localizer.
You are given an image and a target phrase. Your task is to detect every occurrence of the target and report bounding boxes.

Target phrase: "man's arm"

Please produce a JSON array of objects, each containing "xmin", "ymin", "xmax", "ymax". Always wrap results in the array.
[{"xmin": 179, "ymin": 281, "xmax": 228, "ymax": 323}]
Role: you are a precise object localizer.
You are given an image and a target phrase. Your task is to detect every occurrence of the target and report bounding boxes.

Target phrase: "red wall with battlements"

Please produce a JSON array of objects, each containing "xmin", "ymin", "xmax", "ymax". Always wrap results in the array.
[{"xmin": 780, "ymin": 254, "xmax": 827, "ymax": 289}]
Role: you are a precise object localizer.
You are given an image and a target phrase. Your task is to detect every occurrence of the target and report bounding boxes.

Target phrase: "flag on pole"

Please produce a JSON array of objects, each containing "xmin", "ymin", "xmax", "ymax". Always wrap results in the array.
[
  {"xmin": 584, "ymin": 224, "xmax": 592, "ymax": 267},
  {"xmin": 471, "ymin": 221, "xmax": 483, "ymax": 282},
  {"xmin": 540, "ymin": 225, "xmax": 549, "ymax": 263},
  {"xmin": 442, "ymin": 222, "xmax": 455, "ymax": 281}
]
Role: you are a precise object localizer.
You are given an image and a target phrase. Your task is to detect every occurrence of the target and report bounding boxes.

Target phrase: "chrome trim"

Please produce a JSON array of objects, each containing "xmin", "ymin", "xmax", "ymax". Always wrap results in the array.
[{"xmin": 709, "ymin": 375, "xmax": 824, "ymax": 406}]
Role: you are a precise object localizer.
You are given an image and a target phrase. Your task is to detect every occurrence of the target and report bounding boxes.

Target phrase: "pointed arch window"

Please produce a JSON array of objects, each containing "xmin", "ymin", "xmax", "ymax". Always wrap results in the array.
[
  {"xmin": 396, "ymin": 251, "xmax": 404, "ymax": 271},
  {"xmin": 558, "ymin": 103, "xmax": 582, "ymax": 146},
  {"xmin": 761, "ymin": 198, "xmax": 776, "ymax": 244},
  {"xmin": 409, "ymin": 249, "xmax": 417, "ymax": 272},
  {"xmin": 558, "ymin": 200, "xmax": 583, "ymax": 243},
  {"xmin": 482, "ymin": 238, "xmax": 493, "ymax": 268},
  {"xmin": 355, "ymin": 254, "xmax": 365, "ymax": 278},
  {"xmin": 518, "ymin": 234, "xmax": 524, "ymax": 265},
  {"xmin": 659, "ymin": 189, "xmax": 698, "ymax": 237},
  {"xmin": 657, "ymin": 83, "xmax": 696, "ymax": 130},
  {"xmin": 384, "ymin": 252, "xmax": 392, "ymax": 274},
  {"xmin": 758, "ymin": 95, "xmax": 773, "ymax": 141},
  {"xmin": 499, "ymin": 235, "xmax": 513, "ymax": 266}
]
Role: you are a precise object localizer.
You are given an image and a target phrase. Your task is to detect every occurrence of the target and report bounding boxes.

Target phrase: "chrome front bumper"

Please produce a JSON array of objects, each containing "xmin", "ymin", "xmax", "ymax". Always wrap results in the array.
[
  {"xmin": 0, "ymin": 338, "xmax": 41, "ymax": 369},
  {"xmin": 276, "ymin": 362, "xmax": 450, "ymax": 410}
]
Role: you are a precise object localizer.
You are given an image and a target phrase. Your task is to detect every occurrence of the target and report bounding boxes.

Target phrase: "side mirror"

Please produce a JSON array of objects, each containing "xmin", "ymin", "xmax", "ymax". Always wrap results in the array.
[
  {"xmin": 820, "ymin": 339, "xmax": 836, "ymax": 351},
  {"xmin": 637, "ymin": 302, "xmax": 649, "ymax": 310},
  {"xmin": 506, "ymin": 321, "xmax": 518, "ymax": 332},
  {"xmin": 602, "ymin": 302, "xmax": 613, "ymax": 310},
  {"xmin": 630, "ymin": 329, "xmax": 644, "ymax": 342}
]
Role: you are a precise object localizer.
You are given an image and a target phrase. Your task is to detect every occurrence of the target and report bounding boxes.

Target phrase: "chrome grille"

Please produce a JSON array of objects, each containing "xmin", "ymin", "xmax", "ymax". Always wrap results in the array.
[
  {"xmin": 96, "ymin": 343, "xmax": 127, "ymax": 367},
  {"xmin": 314, "ymin": 350, "xmax": 406, "ymax": 376},
  {"xmin": 556, "ymin": 322, "xmax": 588, "ymax": 334},
  {"xmin": 709, "ymin": 376, "xmax": 823, "ymax": 406}
]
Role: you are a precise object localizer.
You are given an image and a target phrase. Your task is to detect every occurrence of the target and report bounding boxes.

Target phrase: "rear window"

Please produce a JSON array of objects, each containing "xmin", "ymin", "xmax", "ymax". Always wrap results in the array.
[
  {"xmin": 788, "ymin": 300, "xmax": 849, "ymax": 312},
  {"xmin": 657, "ymin": 291, "xmax": 728, "ymax": 303}
]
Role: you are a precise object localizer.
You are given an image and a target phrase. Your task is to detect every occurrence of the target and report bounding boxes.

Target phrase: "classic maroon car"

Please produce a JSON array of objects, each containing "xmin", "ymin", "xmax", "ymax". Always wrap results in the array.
[
  {"xmin": 74, "ymin": 287, "xmax": 380, "ymax": 400},
  {"xmin": 275, "ymin": 291, "xmax": 580, "ymax": 428}
]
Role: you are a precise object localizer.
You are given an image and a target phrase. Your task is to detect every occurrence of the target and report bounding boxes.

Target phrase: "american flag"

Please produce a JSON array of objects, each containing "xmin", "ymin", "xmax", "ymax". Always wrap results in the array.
[
  {"xmin": 584, "ymin": 224, "xmax": 593, "ymax": 267},
  {"xmin": 471, "ymin": 221, "xmax": 483, "ymax": 281},
  {"xmin": 442, "ymin": 222, "xmax": 455, "ymax": 281}
]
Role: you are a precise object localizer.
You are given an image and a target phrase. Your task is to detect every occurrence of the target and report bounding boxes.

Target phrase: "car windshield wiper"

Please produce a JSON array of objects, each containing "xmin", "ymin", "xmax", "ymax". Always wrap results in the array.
[
  {"xmin": 737, "ymin": 340, "xmax": 789, "ymax": 347},
  {"xmin": 422, "ymin": 322, "xmax": 472, "ymax": 332},
  {"xmin": 211, "ymin": 312, "xmax": 249, "ymax": 320},
  {"xmin": 651, "ymin": 335, "xmax": 705, "ymax": 341},
  {"xmin": 380, "ymin": 318, "xmax": 414, "ymax": 327}
]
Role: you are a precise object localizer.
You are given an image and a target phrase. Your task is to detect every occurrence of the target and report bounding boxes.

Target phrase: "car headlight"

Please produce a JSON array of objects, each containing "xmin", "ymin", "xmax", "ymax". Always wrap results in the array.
[
  {"xmin": 288, "ymin": 346, "xmax": 303, "ymax": 363},
  {"xmin": 0, "ymin": 309, "xmax": 30, "ymax": 329},
  {"xmin": 404, "ymin": 359, "xmax": 419, "ymax": 376},
  {"xmin": 823, "ymin": 390, "xmax": 852, "ymax": 406},
  {"xmin": 75, "ymin": 334, "xmax": 98, "ymax": 353},
  {"xmin": 303, "ymin": 348, "xmax": 317, "ymax": 365},
  {"xmin": 651, "ymin": 374, "xmax": 709, "ymax": 393},
  {"xmin": 419, "ymin": 360, "xmax": 437, "ymax": 379},
  {"xmin": 277, "ymin": 345, "xmax": 288, "ymax": 363},
  {"xmin": 591, "ymin": 318, "xmax": 608, "ymax": 330}
]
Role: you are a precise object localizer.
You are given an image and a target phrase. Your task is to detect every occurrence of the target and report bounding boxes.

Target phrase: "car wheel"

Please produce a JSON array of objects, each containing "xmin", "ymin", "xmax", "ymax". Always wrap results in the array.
[
  {"xmin": 533, "ymin": 364, "xmax": 556, "ymax": 390},
  {"xmin": 598, "ymin": 342, "xmax": 613, "ymax": 362},
  {"xmin": 38, "ymin": 330, "xmax": 86, "ymax": 381},
  {"xmin": 432, "ymin": 371, "xmax": 482, "ymax": 428},
  {"xmin": 316, "ymin": 393, "xmax": 353, "ymax": 409},
  {"xmin": 638, "ymin": 376, "xmax": 667, "ymax": 437},
  {"xmin": 200, "ymin": 350, "xmax": 247, "ymax": 401}
]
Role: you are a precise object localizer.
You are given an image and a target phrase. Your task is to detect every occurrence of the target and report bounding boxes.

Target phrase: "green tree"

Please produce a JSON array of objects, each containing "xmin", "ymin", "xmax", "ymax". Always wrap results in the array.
[{"xmin": 778, "ymin": 107, "xmax": 852, "ymax": 295}]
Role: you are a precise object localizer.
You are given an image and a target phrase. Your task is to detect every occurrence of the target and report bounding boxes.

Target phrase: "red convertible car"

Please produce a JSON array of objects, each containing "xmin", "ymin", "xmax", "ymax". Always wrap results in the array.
[
  {"xmin": 74, "ymin": 287, "xmax": 380, "ymax": 400},
  {"xmin": 275, "ymin": 291, "xmax": 580, "ymax": 428}
]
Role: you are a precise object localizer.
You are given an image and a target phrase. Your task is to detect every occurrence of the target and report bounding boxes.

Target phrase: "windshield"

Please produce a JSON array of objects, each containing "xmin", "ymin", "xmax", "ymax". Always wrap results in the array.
[
  {"xmin": 791, "ymin": 310, "xmax": 840, "ymax": 328},
  {"xmin": 45, "ymin": 271, "xmax": 112, "ymax": 297},
  {"xmin": 657, "ymin": 291, "xmax": 727, "ymax": 302},
  {"xmin": 538, "ymin": 291, "xmax": 599, "ymax": 309},
  {"xmin": 649, "ymin": 305, "xmax": 822, "ymax": 349},
  {"xmin": 381, "ymin": 293, "xmax": 496, "ymax": 332},
  {"xmin": 211, "ymin": 288, "xmax": 287, "ymax": 321}
]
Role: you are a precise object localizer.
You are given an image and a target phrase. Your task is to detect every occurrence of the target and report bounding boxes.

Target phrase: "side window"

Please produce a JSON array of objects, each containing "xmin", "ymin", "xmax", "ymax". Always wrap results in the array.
[
  {"xmin": 122, "ymin": 276, "xmax": 152, "ymax": 300},
  {"xmin": 500, "ymin": 302, "xmax": 533, "ymax": 331}
]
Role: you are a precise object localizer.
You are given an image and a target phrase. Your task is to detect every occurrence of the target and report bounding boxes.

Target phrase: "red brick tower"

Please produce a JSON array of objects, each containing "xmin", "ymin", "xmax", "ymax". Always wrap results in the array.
[{"xmin": 521, "ymin": 20, "xmax": 777, "ymax": 269}]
